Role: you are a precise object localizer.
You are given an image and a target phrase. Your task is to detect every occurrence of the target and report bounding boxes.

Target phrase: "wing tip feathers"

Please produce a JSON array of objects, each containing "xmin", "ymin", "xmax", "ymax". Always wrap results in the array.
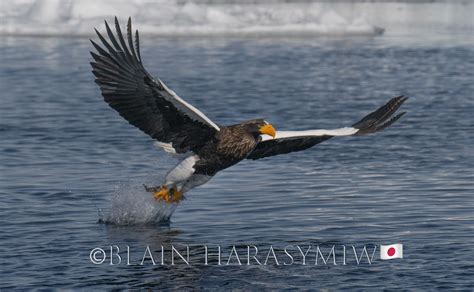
[{"xmin": 353, "ymin": 95, "xmax": 408, "ymax": 135}]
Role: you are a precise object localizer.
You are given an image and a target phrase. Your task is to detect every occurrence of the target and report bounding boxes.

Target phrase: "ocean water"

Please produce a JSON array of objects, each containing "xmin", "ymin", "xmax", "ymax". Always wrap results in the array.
[{"xmin": 1, "ymin": 15, "xmax": 474, "ymax": 291}]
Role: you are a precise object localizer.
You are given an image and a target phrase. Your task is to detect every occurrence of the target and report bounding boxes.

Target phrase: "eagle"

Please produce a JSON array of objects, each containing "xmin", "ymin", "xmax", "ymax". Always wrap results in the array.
[{"xmin": 90, "ymin": 18, "xmax": 407, "ymax": 204}]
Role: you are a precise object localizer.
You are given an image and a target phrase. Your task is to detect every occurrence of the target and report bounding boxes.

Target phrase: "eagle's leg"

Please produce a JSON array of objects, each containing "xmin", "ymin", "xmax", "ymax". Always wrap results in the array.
[{"xmin": 169, "ymin": 186, "xmax": 183, "ymax": 203}]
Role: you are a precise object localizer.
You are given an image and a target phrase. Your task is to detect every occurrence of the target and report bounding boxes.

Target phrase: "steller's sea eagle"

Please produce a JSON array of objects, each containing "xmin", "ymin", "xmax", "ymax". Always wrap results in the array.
[{"xmin": 90, "ymin": 18, "xmax": 407, "ymax": 203}]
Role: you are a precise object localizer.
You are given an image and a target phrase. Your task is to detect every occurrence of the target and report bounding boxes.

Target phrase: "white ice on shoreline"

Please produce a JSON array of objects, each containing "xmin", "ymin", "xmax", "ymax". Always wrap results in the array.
[
  {"xmin": 2, "ymin": 0, "xmax": 382, "ymax": 37},
  {"xmin": 2, "ymin": 0, "xmax": 472, "ymax": 37}
]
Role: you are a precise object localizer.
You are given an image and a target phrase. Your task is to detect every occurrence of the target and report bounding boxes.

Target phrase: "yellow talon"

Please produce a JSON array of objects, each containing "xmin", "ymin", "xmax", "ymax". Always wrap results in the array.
[
  {"xmin": 152, "ymin": 185, "xmax": 183, "ymax": 203},
  {"xmin": 153, "ymin": 186, "xmax": 170, "ymax": 202}
]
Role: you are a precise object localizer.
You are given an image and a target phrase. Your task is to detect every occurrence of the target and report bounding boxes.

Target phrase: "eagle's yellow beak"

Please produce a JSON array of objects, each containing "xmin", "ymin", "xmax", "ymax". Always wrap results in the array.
[{"xmin": 259, "ymin": 124, "xmax": 276, "ymax": 138}]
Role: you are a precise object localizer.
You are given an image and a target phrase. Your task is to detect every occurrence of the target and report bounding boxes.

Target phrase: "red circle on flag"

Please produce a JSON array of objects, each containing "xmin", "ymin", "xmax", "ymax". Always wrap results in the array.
[{"xmin": 387, "ymin": 247, "xmax": 396, "ymax": 256}]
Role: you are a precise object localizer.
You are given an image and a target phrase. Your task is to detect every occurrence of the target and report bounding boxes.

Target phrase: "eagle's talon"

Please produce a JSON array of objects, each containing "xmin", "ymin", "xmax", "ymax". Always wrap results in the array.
[
  {"xmin": 150, "ymin": 185, "xmax": 183, "ymax": 203},
  {"xmin": 152, "ymin": 186, "xmax": 170, "ymax": 202}
]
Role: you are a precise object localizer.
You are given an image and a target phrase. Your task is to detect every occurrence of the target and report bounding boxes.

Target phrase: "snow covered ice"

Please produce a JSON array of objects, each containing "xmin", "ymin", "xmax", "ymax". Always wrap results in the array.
[{"xmin": 2, "ymin": 0, "xmax": 384, "ymax": 37}]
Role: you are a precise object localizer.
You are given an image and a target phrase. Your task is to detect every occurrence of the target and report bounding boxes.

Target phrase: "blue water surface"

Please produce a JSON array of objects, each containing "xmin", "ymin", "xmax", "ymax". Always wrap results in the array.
[{"xmin": 1, "ymin": 33, "xmax": 473, "ymax": 289}]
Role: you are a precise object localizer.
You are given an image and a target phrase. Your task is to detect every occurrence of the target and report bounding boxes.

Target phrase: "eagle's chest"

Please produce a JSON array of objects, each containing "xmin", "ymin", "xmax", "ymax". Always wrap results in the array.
[{"xmin": 193, "ymin": 129, "xmax": 257, "ymax": 175}]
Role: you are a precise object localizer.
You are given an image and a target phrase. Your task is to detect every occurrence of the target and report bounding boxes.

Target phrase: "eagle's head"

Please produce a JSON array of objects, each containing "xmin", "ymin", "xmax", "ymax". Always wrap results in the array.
[{"xmin": 241, "ymin": 119, "xmax": 276, "ymax": 139}]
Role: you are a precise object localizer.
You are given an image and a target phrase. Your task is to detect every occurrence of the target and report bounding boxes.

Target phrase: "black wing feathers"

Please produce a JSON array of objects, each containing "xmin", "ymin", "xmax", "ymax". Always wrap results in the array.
[
  {"xmin": 247, "ymin": 96, "xmax": 407, "ymax": 160},
  {"xmin": 134, "ymin": 29, "xmax": 142, "ymax": 62},
  {"xmin": 247, "ymin": 136, "xmax": 332, "ymax": 160},
  {"xmin": 352, "ymin": 95, "xmax": 408, "ymax": 135},
  {"xmin": 90, "ymin": 17, "xmax": 216, "ymax": 153}
]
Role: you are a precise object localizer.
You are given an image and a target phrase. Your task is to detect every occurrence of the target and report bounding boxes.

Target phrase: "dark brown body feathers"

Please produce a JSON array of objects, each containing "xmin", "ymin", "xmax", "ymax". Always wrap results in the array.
[{"xmin": 194, "ymin": 123, "xmax": 260, "ymax": 175}]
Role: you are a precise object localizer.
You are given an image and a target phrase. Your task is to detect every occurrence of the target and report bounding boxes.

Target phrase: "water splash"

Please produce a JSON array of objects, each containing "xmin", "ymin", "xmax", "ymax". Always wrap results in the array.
[{"xmin": 99, "ymin": 180, "xmax": 179, "ymax": 225}]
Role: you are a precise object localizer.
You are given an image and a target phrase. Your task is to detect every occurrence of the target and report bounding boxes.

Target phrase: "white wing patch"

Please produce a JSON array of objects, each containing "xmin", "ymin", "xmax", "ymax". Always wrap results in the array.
[
  {"xmin": 261, "ymin": 127, "xmax": 359, "ymax": 141},
  {"xmin": 159, "ymin": 79, "xmax": 220, "ymax": 131}
]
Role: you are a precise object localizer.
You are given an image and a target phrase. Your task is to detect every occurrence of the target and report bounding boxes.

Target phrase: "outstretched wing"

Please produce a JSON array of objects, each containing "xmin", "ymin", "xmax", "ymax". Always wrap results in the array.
[
  {"xmin": 90, "ymin": 17, "xmax": 219, "ymax": 154},
  {"xmin": 247, "ymin": 96, "xmax": 407, "ymax": 160}
]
